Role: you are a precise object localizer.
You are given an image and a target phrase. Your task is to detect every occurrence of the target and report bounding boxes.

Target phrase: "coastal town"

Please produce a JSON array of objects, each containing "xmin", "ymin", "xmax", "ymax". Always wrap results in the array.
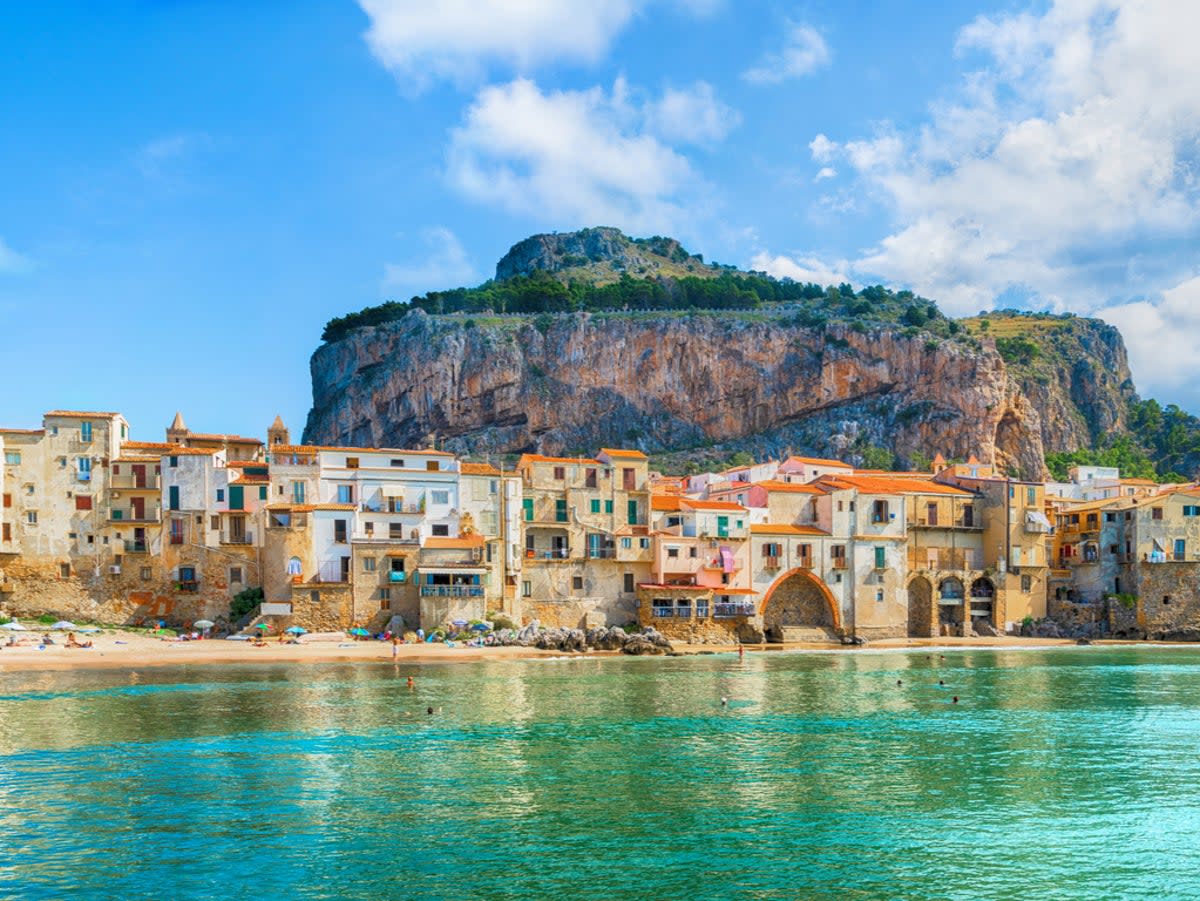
[{"xmin": 2, "ymin": 407, "xmax": 1196, "ymax": 645}]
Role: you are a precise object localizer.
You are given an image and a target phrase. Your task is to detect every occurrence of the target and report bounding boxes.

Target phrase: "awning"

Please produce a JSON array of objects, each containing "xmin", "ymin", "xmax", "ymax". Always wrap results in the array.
[
  {"xmin": 719, "ymin": 546, "xmax": 736, "ymax": 573},
  {"xmin": 380, "ymin": 484, "xmax": 405, "ymax": 497},
  {"xmin": 418, "ymin": 565, "xmax": 488, "ymax": 574},
  {"xmin": 1026, "ymin": 511, "xmax": 1053, "ymax": 529}
]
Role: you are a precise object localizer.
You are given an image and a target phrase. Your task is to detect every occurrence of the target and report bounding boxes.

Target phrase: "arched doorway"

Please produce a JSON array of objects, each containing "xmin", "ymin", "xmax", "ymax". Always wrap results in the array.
[
  {"xmin": 760, "ymin": 568, "xmax": 840, "ymax": 642},
  {"xmin": 970, "ymin": 577, "xmax": 995, "ymax": 629},
  {"xmin": 938, "ymin": 577, "xmax": 965, "ymax": 633},
  {"xmin": 907, "ymin": 576, "xmax": 934, "ymax": 637}
]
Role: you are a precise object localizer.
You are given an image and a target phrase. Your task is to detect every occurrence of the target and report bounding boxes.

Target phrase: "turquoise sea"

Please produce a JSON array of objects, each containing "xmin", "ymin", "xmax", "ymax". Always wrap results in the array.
[{"xmin": 2, "ymin": 647, "xmax": 1199, "ymax": 900}]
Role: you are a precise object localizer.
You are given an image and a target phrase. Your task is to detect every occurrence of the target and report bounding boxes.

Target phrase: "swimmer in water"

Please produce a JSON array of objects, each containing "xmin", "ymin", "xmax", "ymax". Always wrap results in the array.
[
  {"xmin": 952, "ymin": 696, "xmax": 959, "ymax": 704},
  {"xmin": 721, "ymin": 697, "xmax": 728, "ymax": 707},
  {"xmin": 407, "ymin": 675, "xmax": 415, "ymax": 688},
  {"xmin": 427, "ymin": 706, "xmax": 434, "ymax": 715}
]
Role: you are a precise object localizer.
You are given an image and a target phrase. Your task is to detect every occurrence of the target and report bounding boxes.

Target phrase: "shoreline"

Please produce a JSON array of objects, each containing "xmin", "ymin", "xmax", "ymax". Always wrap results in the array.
[{"xmin": 0, "ymin": 630, "xmax": 1189, "ymax": 674}]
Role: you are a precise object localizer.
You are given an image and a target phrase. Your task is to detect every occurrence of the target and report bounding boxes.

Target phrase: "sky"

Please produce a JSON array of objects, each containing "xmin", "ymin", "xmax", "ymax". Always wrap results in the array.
[{"xmin": 2, "ymin": 0, "xmax": 1199, "ymax": 443}]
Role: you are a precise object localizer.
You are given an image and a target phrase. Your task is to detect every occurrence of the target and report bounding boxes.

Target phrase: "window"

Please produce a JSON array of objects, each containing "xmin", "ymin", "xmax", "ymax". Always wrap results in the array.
[
  {"xmin": 346, "ymin": 457, "xmax": 359, "ymax": 469},
  {"xmin": 1, "ymin": 523, "xmax": 9, "ymax": 542},
  {"xmin": 170, "ymin": 519, "xmax": 184, "ymax": 545},
  {"xmin": 554, "ymin": 466, "xmax": 566, "ymax": 481},
  {"xmin": 378, "ymin": 587, "xmax": 390, "ymax": 602},
  {"xmin": 522, "ymin": 580, "xmax": 532, "ymax": 598},
  {"xmin": 77, "ymin": 456, "xmax": 91, "ymax": 478},
  {"xmin": 667, "ymin": 547, "xmax": 680, "ymax": 558},
  {"xmin": 386, "ymin": 522, "xmax": 402, "ymax": 539},
  {"xmin": 876, "ymin": 589, "xmax": 884, "ymax": 602},
  {"xmin": 363, "ymin": 557, "xmax": 376, "ymax": 572},
  {"xmin": 4, "ymin": 451, "xmax": 20, "ymax": 465},
  {"xmin": 26, "ymin": 511, "xmax": 37, "ymax": 525},
  {"xmin": 621, "ymin": 537, "xmax": 632, "ymax": 549},
  {"xmin": 60, "ymin": 563, "xmax": 71, "ymax": 579},
  {"xmin": 431, "ymin": 524, "xmax": 450, "ymax": 537},
  {"xmin": 140, "ymin": 566, "xmax": 152, "ymax": 580},
  {"xmin": 80, "ymin": 421, "xmax": 92, "ymax": 443},
  {"xmin": 334, "ymin": 519, "xmax": 348, "ymax": 543},
  {"xmin": 390, "ymin": 458, "xmax": 405, "ymax": 468},
  {"xmin": 426, "ymin": 461, "xmax": 439, "ymax": 472},
  {"xmin": 831, "ymin": 544, "xmax": 846, "ymax": 564},
  {"xmin": 216, "ymin": 488, "xmax": 225, "ymax": 502},
  {"xmin": 627, "ymin": 499, "xmax": 638, "ymax": 525},
  {"xmin": 169, "ymin": 455, "xmax": 178, "ymax": 468},
  {"xmin": 523, "ymin": 498, "xmax": 533, "ymax": 521},
  {"xmin": 586, "ymin": 468, "xmax": 597, "ymax": 488},
  {"xmin": 1185, "ymin": 506, "xmax": 1200, "ymax": 517},
  {"xmin": 75, "ymin": 495, "xmax": 92, "ymax": 511},
  {"xmin": 874, "ymin": 546, "xmax": 886, "ymax": 569},
  {"xmin": 1175, "ymin": 539, "xmax": 1187, "ymax": 560},
  {"xmin": 837, "ymin": 500, "xmax": 844, "ymax": 512},
  {"xmin": 1152, "ymin": 507, "xmax": 1164, "ymax": 520},
  {"xmin": 572, "ymin": 575, "xmax": 583, "ymax": 591},
  {"xmin": 590, "ymin": 499, "xmax": 601, "ymax": 514},
  {"xmin": 1, "ymin": 493, "xmax": 9, "ymax": 508},
  {"xmin": 872, "ymin": 500, "xmax": 890, "ymax": 524},
  {"xmin": 762, "ymin": 542, "xmax": 781, "ymax": 557},
  {"xmin": 962, "ymin": 505, "xmax": 974, "ymax": 527},
  {"xmin": 639, "ymin": 537, "xmax": 651, "ymax": 549},
  {"xmin": 230, "ymin": 567, "xmax": 243, "ymax": 584},
  {"xmin": 604, "ymin": 500, "xmax": 613, "ymax": 514},
  {"xmin": 622, "ymin": 468, "xmax": 636, "ymax": 490},
  {"xmin": 337, "ymin": 485, "xmax": 353, "ymax": 504},
  {"xmin": 259, "ymin": 486, "xmax": 267, "ymax": 500},
  {"xmin": 1026, "ymin": 486, "xmax": 1036, "ymax": 506},
  {"xmin": 168, "ymin": 485, "xmax": 180, "ymax": 511},
  {"xmin": 555, "ymin": 499, "xmax": 568, "ymax": 522},
  {"xmin": 926, "ymin": 502, "xmax": 938, "ymax": 526},
  {"xmin": 1021, "ymin": 574, "xmax": 1032, "ymax": 592},
  {"xmin": 430, "ymin": 490, "xmax": 449, "ymax": 506},
  {"xmin": 624, "ymin": 573, "xmax": 635, "ymax": 593},
  {"xmin": 689, "ymin": 547, "xmax": 698, "ymax": 558}
]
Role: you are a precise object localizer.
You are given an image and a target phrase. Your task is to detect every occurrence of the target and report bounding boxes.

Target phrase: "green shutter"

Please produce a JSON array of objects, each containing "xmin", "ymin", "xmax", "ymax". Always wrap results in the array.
[
  {"xmin": 229, "ymin": 485, "xmax": 244, "ymax": 510},
  {"xmin": 555, "ymin": 499, "xmax": 568, "ymax": 522},
  {"xmin": 627, "ymin": 499, "xmax": 638, "ymax": 525},
  {"xmin": 523, "ymin": 498, "xmax": 533, "ymax": 521},
  {"xmin": 259, "ymin": 486, "xmax": 268, "ymax": 500},
  {"xmin": 875, "ymin": 546, "xmax": 886, "ymax": 569},
  {"xmin": 716, "ymin": 515, "xmax": 729, "ymax": 537},
  {"xmin": 590, "ymin": 499, "xmax": 600, "ymax": 514},
  {"xmin": 168, "ymin": 485, "xmax": 179, "ymax": 511},
  {"xmin": 605, "ymin": 500, "xmax": 613, "ymax": 514}
]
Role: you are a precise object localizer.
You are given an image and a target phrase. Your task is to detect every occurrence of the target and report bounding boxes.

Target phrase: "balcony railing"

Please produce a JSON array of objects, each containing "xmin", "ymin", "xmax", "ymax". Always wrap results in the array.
[
  {"xmin": 221, "ymin": 534, "xmax": 254, "ymax": 546},
  {"xmin": 110, "ymin": 474, "xmax": 161, "ymax": 490},
  {"xmin": 651, "ymin": 605, "xmax": 690, "ymax": 618},
  {"xmin": 527, "ymin": 548, "xmax": 571, "ymax": 560},
  {"xmin": 714, "ymin": 603, "xmax": 756, "ymax": 618},
  {"xmin": 175, "ymin": 580, "xmax": 199, "ymax": 593},
  {"xmin": 764, "ymin": 555, "xmax": 781, "ymax": 570},
  {"xmin": 419, "ymin": 585, "xmax": 485, "ymax": 598},
  {"xmin": 360, "ymin": 502, "xmax": 424, "ymax": 514},
  {"xmin": 386, "ymin": 570, "xmax": 408, "ymax": 583},
  {"xmin": 908, "ymin": 550, "xmax": 985, "ymax": 572},
  {"xmin": 586, "ymin": 548, "xmax": 616, "ymax": 559},
  {"xmin": 123, "ymin": 540, "xmax": 148, "ymax": 553},
  {"xmin": 1144, "ymin": 552, "xmax": 1193, "ymax": 563},
  {"xmin": 109, "ymin": 507, "xmax": 161, "ymax": 522},
  {"xmin": 831, "ymin": 558, "xmax": 848, "ymax": 570}
]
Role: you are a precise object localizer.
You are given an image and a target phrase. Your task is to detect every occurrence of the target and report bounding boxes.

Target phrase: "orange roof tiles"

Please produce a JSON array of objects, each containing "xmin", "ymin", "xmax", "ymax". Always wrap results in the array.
[
  {"xmin": 680, "ymin": 499, "xmax": 749, "ymax": 512},
  {"xmin": 750, "ymin": 523, "xmax": 830, "ymax": 536},
  {"xmin": 817, "ymin": 474, "xmax": 973, "ymax": 496},
  {"xmin": 712, "ymin": 587, "xmax": 759, "ymax": 596},
  {"xmin": 785, "ymin": 455, "xmax": 853, "ymax": 469},
  {"xmin": 226, "ymin": 460, "xmax": 268, "ymax": 469},
  {"xmin": 273, "ymin": 444, "xmax": 454, "ymax": 457},
  {"xmin": 599, "ymin": 448, "xmax": 648, "ymax": 459},
  {"xmin": 651, "ymin": 496, "xmax": 684, "ymax": 512},
  {"xmin": 186, "ymin": 432, "xmax": 263, "ymax": 444},
  {"xmin": 753, "ymin": 480, "xmax": 826, "ymax": 494},
  {"xmin": 0, "ymin": 428, "xmax": 44, "ymax": 435},
  {"xmin": 517, "ymin": 453, "xmax": 600, "ymax": 466},
  {"xmin": 423, "ymin": 535, "xmax": 485, "ymax": 549},
  {"xmin": 233, "ymin": 473, "xmax": 270, "ymax": 484},
  {"xmin": 460, "ymin": 462, "xmax": 501, "ymax": 476},
  {"xmin": 120, "ymin": 441, "xmax": 215, "ymax": 456}
]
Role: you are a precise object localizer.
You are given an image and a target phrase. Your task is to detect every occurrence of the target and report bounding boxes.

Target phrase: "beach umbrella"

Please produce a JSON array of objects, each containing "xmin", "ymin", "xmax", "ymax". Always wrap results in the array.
[
  {"xmin": 51, "ymin": 621, "xmax": 78, "ymax": 630},
  {"xmin": 255, "ymin": 623, "xmax": 270, "ymax": 631},
  {"xmin": 349, "ymin": 627, "xmax": 370, "ymax": 636},
  {"xmin": 193, "ymin": 619, "xmax": 214, "ymax": 630},
  {"xmin": 452, "ymin": 619, "xmax": 469, "ymax": 628},
  {"xmin": 1, "ymin": 622, "xmax": 27, "ymax": 631},
  {"xmin": 285, "ymin": 626, "xmax": 307, "ymax": 634},
  {"xmin": 471, "ymin": 623, "xmax": 490, "ymax": 632}
]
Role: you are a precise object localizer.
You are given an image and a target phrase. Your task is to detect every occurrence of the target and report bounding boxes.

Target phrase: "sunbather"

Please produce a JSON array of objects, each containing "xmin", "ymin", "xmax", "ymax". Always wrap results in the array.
[{"xmin": 65, "ymin": 632, "xmax": 93, "ymax": 649}]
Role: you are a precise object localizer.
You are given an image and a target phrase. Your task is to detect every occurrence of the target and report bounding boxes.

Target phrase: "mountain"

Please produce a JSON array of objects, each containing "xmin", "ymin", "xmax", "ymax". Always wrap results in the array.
[{"xmin": 304, "ymin": 229, "xmax": 1200, "ymax": 479}]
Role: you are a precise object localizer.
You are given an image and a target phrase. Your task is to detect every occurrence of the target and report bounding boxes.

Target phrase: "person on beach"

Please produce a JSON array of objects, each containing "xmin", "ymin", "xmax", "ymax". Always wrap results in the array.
[
  {"xmin": 738, "ymin": 644, "xmax": 744, "ymax": 660},
  {"xmin": 391, "ymin": 636, "xmax": 399, "ymax": 660}
]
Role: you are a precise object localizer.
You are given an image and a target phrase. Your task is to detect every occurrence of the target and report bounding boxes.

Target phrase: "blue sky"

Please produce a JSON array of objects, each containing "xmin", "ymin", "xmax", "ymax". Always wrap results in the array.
[{"xmin": 2, "ymin": 0, "xmax": 1199, "ymax": 442}]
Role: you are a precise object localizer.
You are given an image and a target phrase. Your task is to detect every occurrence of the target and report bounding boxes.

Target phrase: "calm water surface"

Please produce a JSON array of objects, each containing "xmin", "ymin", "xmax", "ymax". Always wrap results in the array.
[{"xmin": 2, "ymin": 647, "xmax": 1199, "ymax": 900}]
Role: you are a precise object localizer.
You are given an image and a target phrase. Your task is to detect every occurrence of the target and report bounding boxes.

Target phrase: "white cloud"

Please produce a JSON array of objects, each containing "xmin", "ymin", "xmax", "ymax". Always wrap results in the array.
[
  {"xmin": 807, "ymin": 0, "xmax": 1200, "ymax": 407},
  {"xmin": 0, "ymin": 238, "xmax": 31, "ymax": 274},
  {"xmin": 447, "ymin": 78, "xmax": 717, "ymax": 233},
  {"xmin": 382, "ymin": 227, "xmax": 476, "ymax": 294},
  {"xmin": 644, "ymin": 81, "xmax": 740, "ymax": 144},
  {"xmin": 749, "ymin": 251, "xmax": 849, "ymax": 287},
  {"xmin": 814, "ymin": 166, "xmax": 837, "ymax": 182},
  {"xmin": 743, "ymin": 24, "xmax": 831, "ymax": 84},
  {"xmin": 359, "ymin": 0, "xmax": 641, "ymax": 92}
]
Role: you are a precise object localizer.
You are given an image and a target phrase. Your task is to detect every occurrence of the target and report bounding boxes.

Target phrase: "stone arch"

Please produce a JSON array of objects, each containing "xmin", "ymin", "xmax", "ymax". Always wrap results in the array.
[
  {"xmin": 907, "ymin": 576, "xmax": 935, "ymax": 638},
  {"xmin": 759, "ymin": 568, "xmax": 841, "ymax": 641}
]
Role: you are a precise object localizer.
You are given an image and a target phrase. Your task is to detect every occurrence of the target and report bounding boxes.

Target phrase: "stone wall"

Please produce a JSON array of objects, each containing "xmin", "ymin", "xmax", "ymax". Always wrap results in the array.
[{"xmin": 1132, "ymin": 562, "xmax": 1200, "ymax": 638}]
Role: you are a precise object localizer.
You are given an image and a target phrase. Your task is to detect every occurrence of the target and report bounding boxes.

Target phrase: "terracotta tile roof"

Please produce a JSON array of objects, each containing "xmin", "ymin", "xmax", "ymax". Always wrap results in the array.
[
  {"xmin": 309, "ymin": 503, "xmax": 358, "ymax": 511},
  {"xmin": 680, "ymin": 499, "xmax": 749, "ymax": 512},
  {"xmin": 233, "ymin": 473, "xmax": 270, "ymax": 484},
  {"xmin": 1120, "ymin": 478, "xmax": 1159, "ymax": 486},
  {"xmin": 226, "ymin": 460, "xmax": 269, "ymax": 469},
  {"xmin": 0, "ymin": 428, "xmax": 44, "ymax": 434},
  {"xmin": 753, "ymin": 480, "xmax": 826, "ymax": 495},
  {"xmin": 187, "ymin": 433, "xmax": 263, "ymax": 444},
  {"xmin": 785, "ymin": 455, "xmax": 852, "ymax": 469},
  {"xmin": 423, "ymin": 535, "xmax": 486, "ymax": 549},
  {"xmin": 460, "ymin": 462, "xmax": 500, "ymax": 476},
  {"xmin": 517, "ymin": 453, "xmax": 600, "ymax": 466},
  {"xmin": 599, "ymin": 448, "xmax": 648, "ymax": 459},
  {"xmin": 651, "ymin": 496, "xmax": 683, "ymax": 512},
  {"xmin": 750, "ymin": 523, "xmax": 830, "ymax": 536},
  {"xmin": 114, "ymin": 456, "xmax": 161, "ymax": 463},
  {"xmin": 44, "ymin": 410, "xmax": 124, "ymax": 419},
  {"xmin": 273, "ymin": 444, "xmax": 454, "ymax": 457},
  {"xmin": 120, "ymin": 441, "xmax": 216, "ymax": 456},
  {"xmin": 712, "ymin": 587, "xmax": 759, "ymax": 596},
  {"xmin": 817, "ymin": 474, "xmax": 973, "ymax": 497}
]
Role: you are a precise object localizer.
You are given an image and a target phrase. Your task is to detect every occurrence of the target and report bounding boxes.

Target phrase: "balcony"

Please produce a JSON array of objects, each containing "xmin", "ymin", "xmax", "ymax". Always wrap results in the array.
[
  {"xmin": 832, "ymin": 558, "xmax": 848, "ymax": 570},
  {"xmin": 220, "ymin": 534, "xmax": 254, "ymax": 546},
  {"xmin": 386, "ymin": 570, "xmax": 408, "ymax": 583},
  {"xmin": 526, "ymin": 547, "xmax": 572, "ymax": 561},
  {"xmin": 123, "ymin": 540, "xmax": 148, "ymax": 554},
  {"xmin": 714, "ymin": 603, "xmax": 756, "ymax": 618},
  {"xmin": 1143, "ymin": 552, "xmax": 1195, "ymax": 563},
  {"xmin": 110, "ymin": 473, "xmax": 161, "ymax": 490},
  {"xmin": 109, "ymin": 506, "xmax": 161, "ymax": 523},
  {"xmin": 313, "ymin": 562, "xmax": 350, "ymax": 584},
  {"xmin": 360, "ymin": 502, "xmax": 424, "ymax": 515},
  {"xmin": 908, "ymin": 549, "xmax": 985, "ymax": 572},
  {"xmin": 76, "ymin": 471, "xmax": 91, "ymax": 482},
  {"xmin": 419, "ymin": 585, "xmax": 485, "ymax": 598},
  {"xmin": 175, "ymin": 580, "xmax": 199, "ymax": 593},
  {"xmin": 586, "ymin": 548, "xmax": 616, "ymax": 559}
]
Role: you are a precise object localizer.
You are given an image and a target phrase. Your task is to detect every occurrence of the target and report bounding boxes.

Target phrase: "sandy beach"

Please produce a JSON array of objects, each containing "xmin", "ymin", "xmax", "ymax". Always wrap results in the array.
[{"xmin": 0, "ymin": 628, "xmax": 1114, "ymax": 673}]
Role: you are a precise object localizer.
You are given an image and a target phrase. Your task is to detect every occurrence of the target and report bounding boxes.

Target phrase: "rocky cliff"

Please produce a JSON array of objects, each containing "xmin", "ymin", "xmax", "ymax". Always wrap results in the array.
[{"xmin": 301, "ymin": 308, "xmax": 1099, "ymax": 477}]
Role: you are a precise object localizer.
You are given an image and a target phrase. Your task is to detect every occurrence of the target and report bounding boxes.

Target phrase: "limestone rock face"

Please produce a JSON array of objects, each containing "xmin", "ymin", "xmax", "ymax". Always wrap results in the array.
[{"xmin": 304, "ymin": 311, "xmax": 1135, "ymax": 479}]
